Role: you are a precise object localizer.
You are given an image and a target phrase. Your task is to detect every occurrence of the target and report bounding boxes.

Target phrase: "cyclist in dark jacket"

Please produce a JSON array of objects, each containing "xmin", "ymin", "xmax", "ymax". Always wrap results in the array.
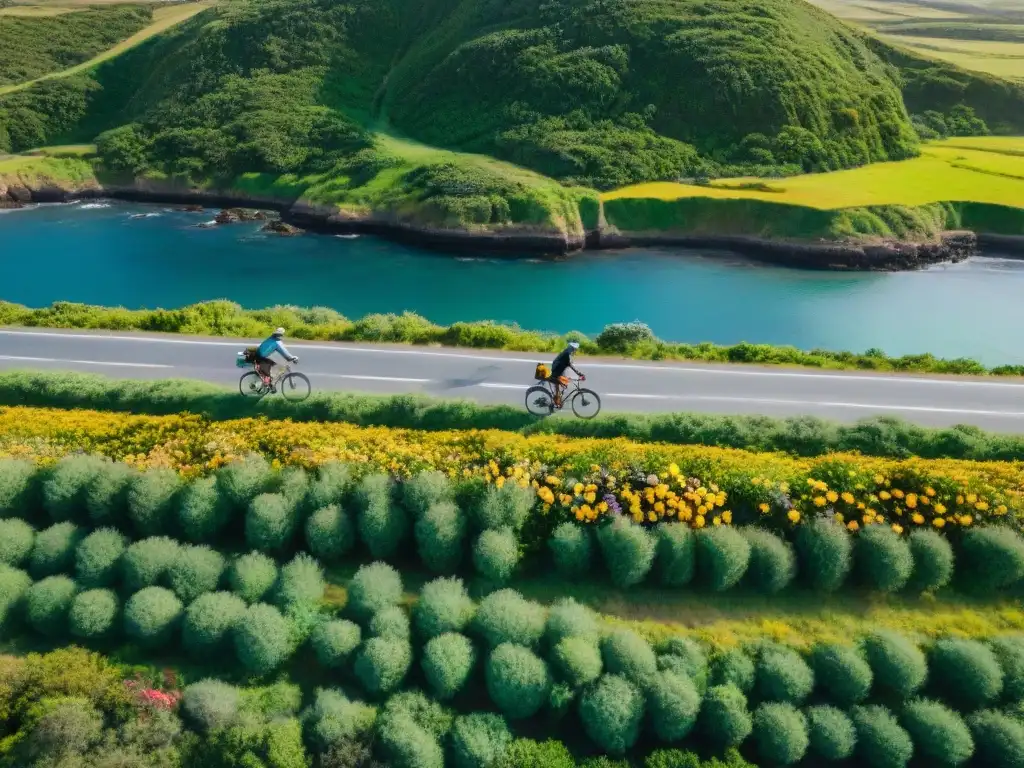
[{"xmin": 550, "ymin": 341, "xmax": 583, "ymax": 406}]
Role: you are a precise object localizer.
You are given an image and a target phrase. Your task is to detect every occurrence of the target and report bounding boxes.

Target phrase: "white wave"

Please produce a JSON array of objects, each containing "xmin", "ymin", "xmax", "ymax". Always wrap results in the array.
[
  {"xmin": 129, "ymin": 212, "xmax": 162, "ymax": 219},
  {"xmin": 78, "ymin": 202, "xmax": 111, "ymax": 210},
  {"xmin": 334, "ymin": 234, "xmax": 361, "ymax": 239}
]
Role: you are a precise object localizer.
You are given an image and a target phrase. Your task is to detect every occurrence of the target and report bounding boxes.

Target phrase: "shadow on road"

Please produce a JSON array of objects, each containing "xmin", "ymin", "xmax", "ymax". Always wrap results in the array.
[{"xmin": 426, "ymin": 364, "xmax": 501, "ymax": 393}]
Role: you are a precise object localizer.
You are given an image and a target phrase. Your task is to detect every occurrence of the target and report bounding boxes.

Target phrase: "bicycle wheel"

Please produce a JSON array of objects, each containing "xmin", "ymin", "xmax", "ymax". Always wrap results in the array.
[
  {"xmin": 239, "ymin": 372, "xmax": 266, "ymax": 397},
  {"xmin": 571, "ymin": 388, "xmax": 602, "ymax": 419},
  {"xmin": 525, "ymin": 385, "xmax": 555, "ymax": 416},
  {"xmin": 279, "ymin": 372, "xmax": 312, "ymax": 401}
]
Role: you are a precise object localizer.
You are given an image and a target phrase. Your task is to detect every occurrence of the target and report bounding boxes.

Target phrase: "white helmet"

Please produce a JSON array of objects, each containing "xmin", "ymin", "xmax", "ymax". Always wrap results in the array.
[
  {"xmin": 568, "ymin": 341, "xmax": 580, "ymax": 352},
  {"xmin": 273, "ymin": 327, "xmax": 285, "ymax": 337}
]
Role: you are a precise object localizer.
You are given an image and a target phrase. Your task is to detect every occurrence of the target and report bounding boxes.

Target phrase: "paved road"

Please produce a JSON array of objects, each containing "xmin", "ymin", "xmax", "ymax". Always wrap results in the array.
[{"xmin": 2, "ymin": 328, "xmax": 1024, "ymax": 431}]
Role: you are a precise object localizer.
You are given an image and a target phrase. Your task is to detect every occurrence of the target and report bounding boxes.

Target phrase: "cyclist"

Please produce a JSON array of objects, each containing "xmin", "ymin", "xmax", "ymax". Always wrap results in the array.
[
  {"xmin": 550, "ymin": 341, "xmax": 584, "ymax": 407},
  {"xmin": 255, "ymin": 327, "xmax": 298, "ymax": 390}
]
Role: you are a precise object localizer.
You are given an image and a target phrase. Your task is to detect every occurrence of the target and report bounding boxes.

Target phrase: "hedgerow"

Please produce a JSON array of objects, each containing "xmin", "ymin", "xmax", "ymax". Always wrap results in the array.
[
  {"xmin": 752, "ymin": 703, "xmax": 808, "ymax": 766},
  {"xmin": 862, "ymin": 630, "xmax": 928, "ymax": 700},
  {"xmin": 928, "ymin": 638, "xmax": 1004, "ymax": 710},
  {"xmin": 579, "ymin": 675, "xmax": 645, "ymax": 755},
  {"xmin": 900, "ymin": 699, "xmax": 974, "ymax": 767},
  {"xmin": 755, "ymin": 646, "xmax": 814, "ymax": 705},
  {"xmin": 804, "ymin": 704, "xmax": 856, "ymax": 762},
  {"xmin": 850, "ymin": 705, "xmax": 914, "ymax": 768},
  {"xmin": 809, "ymin": 643, "xmax": 873, "ymax": 706}
]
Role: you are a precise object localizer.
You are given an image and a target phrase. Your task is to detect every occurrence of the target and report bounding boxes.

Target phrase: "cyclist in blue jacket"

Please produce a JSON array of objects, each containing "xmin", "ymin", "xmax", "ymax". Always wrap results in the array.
[{"xmin": 255, "ymin": 328, "xmax": 298, "ymax": 388}]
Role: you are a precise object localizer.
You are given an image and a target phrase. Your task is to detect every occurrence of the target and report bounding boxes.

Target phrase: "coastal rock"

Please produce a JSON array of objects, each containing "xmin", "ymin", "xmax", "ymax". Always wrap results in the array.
[
  {"xmin": 215, "ymin": 209, "xmax": 239, "ymax": 225},
  {"xmin": 0, "ymin": 199, "xmax": 24, "ymax": 210},
  {"xmin": 183, "ymin": 204, "xmax": 205, "ymax": 212},
  {"xmin": 215, "ymin": 207, "xmax": 265, "ymax": 224},
  {"xmin": 6, "ymin": 185, "xmax": 31, "ymax": 204},
  {"xmin": 261, "ymin": 220, "xmax": 303, "ymax": 236}
]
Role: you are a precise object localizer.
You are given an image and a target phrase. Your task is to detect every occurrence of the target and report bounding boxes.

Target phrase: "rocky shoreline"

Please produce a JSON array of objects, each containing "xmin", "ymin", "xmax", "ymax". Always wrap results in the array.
[{"xmin": 0, "ymin": 181, "xmax": 1000, "ymax": 271}]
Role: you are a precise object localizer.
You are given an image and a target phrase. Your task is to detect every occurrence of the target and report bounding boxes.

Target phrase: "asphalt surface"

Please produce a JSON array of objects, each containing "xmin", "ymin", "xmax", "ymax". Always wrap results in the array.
[{"xmin": 2, "ymin": 328, "xmax": 1024, "ymax": 431}]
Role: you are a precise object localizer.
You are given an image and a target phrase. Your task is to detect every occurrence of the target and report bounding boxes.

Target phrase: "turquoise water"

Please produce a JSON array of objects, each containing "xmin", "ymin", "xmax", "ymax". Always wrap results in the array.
[{"xmin": 5, "ymin": 200, "xmax": 1024, "ymax": 364}]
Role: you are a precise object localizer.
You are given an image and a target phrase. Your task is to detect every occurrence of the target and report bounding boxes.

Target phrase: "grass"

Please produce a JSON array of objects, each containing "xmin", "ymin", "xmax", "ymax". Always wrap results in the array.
[
  {"xmin": 0, "ymin": 153, "xmax": 98, "ymax": 188},
  {"xmin": 884, "ymin": 34, "xmax": 1024, "ymax": 79}
]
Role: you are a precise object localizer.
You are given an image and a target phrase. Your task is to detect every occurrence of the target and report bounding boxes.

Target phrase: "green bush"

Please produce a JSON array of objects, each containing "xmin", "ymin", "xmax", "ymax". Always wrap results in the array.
[
  {"xmin": 0, "ymin": 564, "xmax": 31, "ymax": 629},
  {"xmin": 0, "ymin": 458, "xmax": 39, "ymax": 519},
  {"xmin": 127, "ymin": 468, "xmax": 181, "ymax": 536},
  {"xmin": 306, "ymin": 688, "xmax": 375, "ymax": 752},
  {"xmin": 601, "ymin": 629, "xmax": 657, "ymax": 686},
  {"xmin": 422, "ymin": 632, "xmax": 476, "ymax": 700},
  {"xmin": 370, "ymin": 605, "xmax": 411, "ymax": 639},
  {"xmin": 347, "ymin": 561, "xmax": 403, "ymax": 621},
  {"xmin": 182, "ymin": 679, "xmax": 241, "ymax": 733},
  {"xmin": 473, "ymin": 589, "xmax": 546, "ymax": 648},
  {"xmin": 654, "ymin": 522, "xmax": 696, "ymax": 587},
  {"xmin": 123, "ymin": 586, "xmax": 183, "ymax": 647},
  {"xmin": 177, "ymin": 475, "xmax": 229, "ymax": 543},
  {"xmin": 805, "ymin": 704, "xmax": 856, "ymax": 761},
  {"xmin": 711, "ymin": 648, "xmax": 756, "ymax": 694},
  {"xmin": 855, "ymin": 525, "xmax": 913, "ymax": 592},
  {"xmin": 353, "ymin": 637, "xmax": 412, "ymax": 696},
  {"xmin": 694, "ymin": 527, "xmax": 751, "ymax": 592},
  {"xmin": 381, "ymin": 690, "xmax": 454, "ymax": 739},
  {"xmin": 276, "ymin": 465, "xmax": 309, "ymax": 507},
  {"xmin": 473, "ymin": 527, "xmax": 520, "ymax": 583},
  {"xmin": 401, "ymin": 471, "xmax": 453, "ymax": 519},
  {"xmin": 928, "ymin": 638, "xmax": 1003, "ymax": 710},
  {"xmin": 493, "ymin": 738, "xmax": 576, "ymax": 768},
  {"xmin": 549, "ymin": 522, "xmax": 592, "ymax": 578},
  {"xmin": 901, "ymin": 698, "xmax": 974, "ymax": 766},
  {"xmin": 412, "ymin": 501, "xmax": 465, "ymax": 575},
  {"xmin": 30, "ymin": 521, "xmax": 83, "ymax": 578},
  {"xmin": 968, "ymin": 710, "xmax": 1024, "ymax": 768},
  {"xmin": 579, "ymin": 674, "xmax": 645, "ymax": 755},
  {"xmin": 414, "ymin": 577, "xmax": 475, "ymax": 640},
  {"xmin": 907, "ymin": 529, "xmax": 954, "ymax": 592},
  {"xmin": 648, "ymin": 670, "xmax": 700, "ymax": 743},
  {"xmin": 121, "ymin": 536, "xmax": 180, "ymax": 592},
  {"xmin": 73, "ymin": 527, "xmax": 126, "ymax": 588},
  {"xmin": 305, "ymin": 462, "xmax": 352, "ymax": 511},
  {"xmin": 305, "ymin": 504, "xmax": 355, "ymax": 563},
  {"xmin": 863, "ymin": 630, "xmax": 928, "ymax": 699},
  {"xmin": 810, "ymin": 643, "xmax": 873, "ymax": 705},
  {"xmin": 233, "ymin": 603, "xmax": 292, "ymax": 676},
  {"xmin": 166, "ymin": 544, "xmax": 225, "ymax": 603},
  {"xmin": 26, "ymin": 574, "xmax": 77, "ymax": 636},
  {"xmin": 756, "ymin": 646, "xmax": 814, "ymax": 704},
  {"xmin": 741, "ymin": 528, "xmax": 796, "ymax": 593},
  {"xmin": 227, "ymin": 551, "xmax": 278, "ymax": 603},
  {"xmin": 597, "ymin": 516, "xmax": 656, "ymax": 588},
  {"xmin": 69, "ymin": 588, "xmax": 119, "ymax": 640},
  {"xmin": 85, "ymin": 460, "xmax": 134, "ymax": 527},
  {"xmin": 752, "ymin": 703, "xmax": 809, "ymax": 766},
  {"xmin": 958, "ymin": 528, "xmax": 1024, "ymax": 591},
  {"xmin": 311, "ymin": 619, "xmax": 362, "ymax": 668},
  {"xmin": 657, "ymin": 638, "xmax": 708, "ymax": 693},
  {"xmin": 246, "ymin": 493, "xmax": 297, "ymax": 553},
  {"xmin": 545, "ymin": 597, "xmax": 599, "ymax": 644},
  {"xmin": 182, "ymin": 591, "xmax": 247, "ymax": 655},
  {"xmin": 850, "ymin": 705, "xmax": 914, "ymax": 768},
  {"xmin": 989, "ymin": 636, "xmax": 1024, "ymax": 701},
  {"xmin": 42, "ymin": 454, "xmax": 106, "ymax": 523},
  {"xmin": 0, "ymin": 518, "xmax": 34, "ymax": 567},
  {"xmin": 356, "ymin": 474, "xmax": 409, "ymax": 559},
  {"xmin": 376, "ymin": 714, "xmax": 443, "ymax": 768},
  {"xmin": 473, "ymin": 483, "xmax": 533, "ymax": 532},
  {"xmin": 450, "ymin": 712, "xmax": 512, "ymax": 768},
  {"xmin": 552, "ymin": 636, "xmax": 603, "ymax": 688},
  {"xmin": 217, "ymin": 454, "xmax": 271, "ymax": 511},
  {"xmin": 486, "ymin": 643, "xmax": 551, "ymax": 720},
  {"xmin": 795, "ymin": 520, "xmax": 852, "ymax": 592},
  {"xmin": 275, "ymin": 553, "xmax": 324, "ymax": 609},
  {"xmin": 699, "ymin": 685, "xmax": 753, "ymax": 748}
]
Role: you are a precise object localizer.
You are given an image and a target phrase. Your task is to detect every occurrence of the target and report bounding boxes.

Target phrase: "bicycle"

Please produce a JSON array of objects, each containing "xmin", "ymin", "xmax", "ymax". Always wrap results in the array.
[
  {"xmin": 238, "ymin": 361, "xmax": 312, "ymax": 401},
  {"xmin": 525, "ymin": 375, "xmax": 602, "ymax": 419}
]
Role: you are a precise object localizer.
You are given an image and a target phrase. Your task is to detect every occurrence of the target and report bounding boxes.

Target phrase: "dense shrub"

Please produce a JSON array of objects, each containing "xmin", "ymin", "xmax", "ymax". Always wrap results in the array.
[
  {"xmin": 450, "ymin": 712, "xmax": 512, "ymax": 768},
  {"xmin": 602, "ymin": 629, "xmax": 657, "ymax": 686},
  {"xmin": 226, "ymin": 551, "xmax": 278, "ymax": 603},
  {"xmin": 275, "ymin": 553, "xmax": 324, "ymax": 609},
  {"xmin": 493, "ymin": 737, "xmax": 576, "ymax": 768},
  {"xmin": 217, "ymin": 454, "xmax": 270, "ymax": 511},
  {"xmin": 906, "ymin": 529, "xmax": 954, "ymax": 592},
  {"xmin": 795, "ymin": 520, "xmax": 852, "ymax": 592},
  {"xmin": 579, "ymin": 674, "xmax": 645, "ymax": 755},
  {"xmin": 414, "ymin": 577, "xmax": 475, "ymax": 640},
  {"xmin": 42, "ymin": 454, "xmax": 106, "ymax": 523},
  {"xmin": 756, "ymin": 646, "xmax": 814, "ymax": 704},
  {"xmin": 486, "ymin": 643, "xmax": 551, "ymax": 720},
  {"xmin": 401, "ymin": 471, "xmax": 453, "ymax": 519},
  {"xmin": 597, "ymin": 516, "xmax": 656, "ymax": 588},
  {"xmin": 901, "ymin": 699, "xmax": 974, "ymax": 766},
  {"xmin": 0, "ymin": 518, "xmax": 34, "ymax": 567},
  {"xmin": 968, "ymin": 710, "xmax": 1024, "ymax": 768},
  {"xmin": 711, "ymin": 648, "xmax": 756, "ymax": 694},
  {"xmin": 989, "ymin": 636, "xmax": 1024, "ymax": 701},
  {"xmin": 305, "ymin": 504, "xmax": 355, "ymax": 563},
  {"xmin": 958, "ymin": 528, "xmax": 1024, "ymax": 590},
  {"xmin": 127, "ymin": 468, "xmax": 181, "ymax": 536},
  {"xmin": 805, "ymin": 705, "xmax": 856, "ymax": 761},
  {"xmin": 473, "ymin": 589, "xmax": 546, "ymax": 648},
  {"xmin": 648, "ymin": 671, "xmax": 700, "ymax": 742},
  {"xmin": 0, "ymin": 458, "xmax": 38, "ymax": 519},
  {"xmin": 549, "ymin": 522, "xmax": 592, "ymax": 578},
  {"xmin": 380, "ymin": 690, "xmax": 454, "ymax": 740},
  {"xmin": 312, "ymin": 619, "xmax": 362, "ymax": 668},
  {"xmin": 696, "ymin": 527, "xmax": 751, "ymax": 592},
  {"xmin": 473, "ymin": 527, "xmax": 520, "ymax": 583},
  {"xmin": 810, "ymin": 643, "xmax": 872, "ymax": 705},
  {"xmin": 166, "ymin": 544, "xmax": 225, "ymax": 603},
  {"xmin": 553, "ymin": 635, "xmax": 603, "ymax": 688},
  {"xmin": 545, "ymin": 598, "xmax": 599, "ymax": 644},
  {"xmin": 85, "ymin": 460, "xmax": 134, "ymax": 527},
  {"xmin": 233, "ymin": 603, "xmax": 292, "ymax": 675},
  {"xmin": 928, "ymin": 638, "xmax": 1003, "ymax": 710},
  {"xmin": 123, "ymin": 586, "xmax": 183, "ymax": 647},
  {"xmin": 347, "ymin": 562, "xmax": 403, "ymax": 621},
  {"xmin": 654, "ymin": 522, "xmax": 696, "ymax": 587},
  {"xmin": 850, "ymin": 705, "xmax": 914, "ymax": 768},
  {"xmin": 370, "ymin": 605, "xmax": 411, "ymax": 639},
  {"xmin": 30, "ymin": 521, "xmax": 83, "ymax": 578},
  {"xmin": 863, "ymin": 630, "xmax": 928, "ymax": 699},
  {"xmin": 657, "ymin": 637, "xmax": 708, "ymax": 692},
  {"xmin": 68, "ymin": 588, "xmax": 119, "ymax": 640},
  {"xmin": 698, "ymin": 685, "xmax": 753, "ymax": 748},
  {"xmin": 415, "ymin": 501, "xmax": 466, "ymax": 574},
  {"xmin": 305, "ymin": 462, "xmax": 352, "ymax": 511},
  {"xmin": 306, "ymin": 688, "xmax": 375, "ymax": 752},
  {"xmin": 356, "ymin": 474, "xmax": 408, "ymax": 558},
  {"xmin": 26, "ymin": 574, "xmax": 77, "ymax": 636},
  {"xmin": 276, "ymin": 465, "xmax": 309, "ymax": 506},
  {"xmin": 246, "ymin": 493, "xmax": 297, "ymax": 552},
  {"xmin": 376, "ymin": 714, "xmax": 443, "ymax": 768},
  {"xmin": 752, "ymin": 703, "xmax": 809, "ymax": 766},
  {"xmin": 74, "ymin": 528, "xmax": 126, "ymax": 588},
  {"xmin": 182, "ymin": 679, "xmax": 241, "ymax": 733},
  {"xmin": 0, "ymin": 564, "xmax": 31, "ymax": 628},
  {"xmin": 121, "ymin": 536, "xmax": 180, "ymax": 592},
  {"xmin": 855, "ymin": 525, "xmax": 913, "ymax": 592},
  {"xmin": 740, "ymin": 528, "xmax": 796, "ymax": 593},
  {"xmin": 354, "ymin": 637, "xmax": 412, "ymax": 696},
  {"xmin": 473, "ymin": 483, "xmax": 533, "ymax": 532},
  {"xmin": 422, "ymin": 632, "xmax": 476, "ymax": 700},
  {"xmin": 177, "ymin": 475, "xmax": 229, "ymax": 543},
  {"xmin": 182, "ymin": 591, "xmax": 247, "ymax": 655}
]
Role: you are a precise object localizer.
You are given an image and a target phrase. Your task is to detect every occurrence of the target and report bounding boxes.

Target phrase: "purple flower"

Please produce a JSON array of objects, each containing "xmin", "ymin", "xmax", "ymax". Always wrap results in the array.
[{"xmin": 603, "ymin": 494, "xmax": 622, "ymax": 515}]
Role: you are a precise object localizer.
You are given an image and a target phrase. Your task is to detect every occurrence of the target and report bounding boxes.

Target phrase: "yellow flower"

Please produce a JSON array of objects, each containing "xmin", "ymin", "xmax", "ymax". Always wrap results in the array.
[
  {"xmin": 648, "ymin": 511, "xmax": 657, "ymax": 522},
  {"xmin": 813, "ymin": 497, "xmax": 827, "ymax": 508},
  {"xmin": 834, "ymin": 512, "xmax": 844, "ymax": 523},
  {"xmin": 975, "ymin": 501, "xmax": 989, "ymax": 511},
  {"xmin": 879, "ymin": 491, "xmax": 891, "ymax": 501},
  {"xmin": 752, "ymin": 477, "xmax": 762, "ymax": 486},
  {"xmin": 538, "ymin": 487, "xmax": 555, "ymax": 505},
  {"xmin": 874, "ymin": 474, "xmax": 885, "ymax": 484},
  {"xmin": 826, "ymin": 491, "xmax": 839, "ymax": 503},
  {"xmin": 932, "ymin": 502, "xmax": 946, "ymax": 515},
  {"xmin": 787, "ymin": 510, "xmax": 801, "ymax": 523},
  {"xmin": 668, "ymin": 463, "xmax": 680, "ymax": 477},
  {"xmin": 722, "ymin": 511, "xmax": 733, "ymax": 524},
  {"xmin": 997, "ymin": 505, "xmax": 1008, "ymax": 515},
  {"xmin": 584, "ymin": 491, "xmax": 597, "ymax": 504},
  {"xmin": 905, "ymin": 494, "xmax": 918, "ymax": 509},
  {"xmin": 847, "ymin": 521, "xmax": 860, "ymax": 531},
  {"xmin": 545, "ymin": 475, "xmax": 560, "ymax": 486},
  {"xmin": 932, "ymin": 517, "xmax": 946, "ymax": 528},
  {"xmin": 841, "ymin": 492, "xmax": 855, "ymax": 505},
  {"xmin": 759, "ymin": 503, "xmax": 771, "ymax": 514},
  {"xmin": 960, "ymin": 515, "xmax": 973, "ymax": 527},
  {"xmin": 892, "ymin": 489, "xmax": 905, "ymax": 499},
  {"xmin": 892, "ymin": 524, "xmax": 904, "ymax": 534},
  {"xmin": 654, "ymin": 502, "xmax": 666, "ymax": 514},
  {"xmin": 495, "ymin": 476, "xmax": 505, "ymax": 489},
  {"xmin": 574, "ymin": 483, "xmax": 584, "ymax": 495},
  {"xmin": 925, "ymin": 487, "xmax": 936, "ymax": 497},
  {"xmin": 712, "ymin": 516, "xmax": 721, "ymax": 526},
  {"xmin": 912, "ymin": 513, "xmax": 925, "ymax": 525},
  {"xmin": 967, "ymin": 493, "xmax": 977, "ymax": 504},
  {"xmin": 694, "ymin": 515, "xmax": 706, "ymax": 528}
]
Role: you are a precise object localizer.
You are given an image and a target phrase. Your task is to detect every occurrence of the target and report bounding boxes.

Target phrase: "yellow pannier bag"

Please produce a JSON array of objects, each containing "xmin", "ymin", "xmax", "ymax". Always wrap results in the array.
[{"xmin": 534, "ymin": 363, "xmax": 550, "ymax": 381}]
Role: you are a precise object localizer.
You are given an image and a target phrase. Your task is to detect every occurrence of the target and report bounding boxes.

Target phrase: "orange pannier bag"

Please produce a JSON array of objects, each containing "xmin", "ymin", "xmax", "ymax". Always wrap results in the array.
[{"xmin": 534, "ymin": 363, "xmax": 550, "ymax": 380}]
